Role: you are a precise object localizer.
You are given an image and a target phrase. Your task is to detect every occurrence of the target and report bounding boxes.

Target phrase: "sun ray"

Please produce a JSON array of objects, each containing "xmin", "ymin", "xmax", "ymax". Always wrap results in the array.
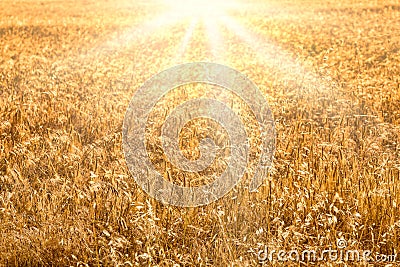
[
  {"xmin": 203, "ymin": 17, "xmax": 226, "ymax": 63},
  {"xmin": 52, "ymin": 10, "xmax": 187, "ymax": 69},
  {"xmin": 221, "ymin": 15, "xmax": 333, "ymax": 93},
  {"xmin": 173, "ymin": 19, "xmax": 199, "ymax": 64},
  {"xmin": 96, "ymin": 12, "xmax": 186, "ymax": 52}
]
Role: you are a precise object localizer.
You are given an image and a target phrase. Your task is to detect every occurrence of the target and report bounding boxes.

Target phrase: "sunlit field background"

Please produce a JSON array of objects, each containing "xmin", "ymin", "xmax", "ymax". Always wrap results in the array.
[{"xmin": 1, "ymin": 0, "xmax": 400, "ymax": 265}]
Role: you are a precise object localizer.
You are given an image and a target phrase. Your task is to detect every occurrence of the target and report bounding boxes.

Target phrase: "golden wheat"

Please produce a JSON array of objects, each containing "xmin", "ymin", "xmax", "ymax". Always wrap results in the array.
[{"xmin": 0, "ymin": 0, "xmax": 399, "ymax": 266}]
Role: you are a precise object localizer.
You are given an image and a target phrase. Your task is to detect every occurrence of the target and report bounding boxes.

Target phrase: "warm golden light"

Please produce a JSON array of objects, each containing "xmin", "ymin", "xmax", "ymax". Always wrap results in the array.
[{"xmin": 163, "ymin": 0, "xmax": 237, "ymax": 18}]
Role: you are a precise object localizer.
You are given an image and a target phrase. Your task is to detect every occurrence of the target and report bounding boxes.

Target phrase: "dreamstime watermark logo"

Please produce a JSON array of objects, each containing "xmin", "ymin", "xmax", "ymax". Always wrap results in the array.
[
  {"xmin": 122, "ymin": 62, "xmax": 275, "ymax": 207},
  {"xmin": 257, "ymin": 238, "xmax": 398, "ymax": 264}
]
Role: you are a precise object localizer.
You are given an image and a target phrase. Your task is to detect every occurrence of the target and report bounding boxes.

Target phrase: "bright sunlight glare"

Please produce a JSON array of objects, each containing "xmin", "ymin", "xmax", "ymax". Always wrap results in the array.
[{"xmin": 162, "ymin": 0, "xmax": 239, "ymax": 18}]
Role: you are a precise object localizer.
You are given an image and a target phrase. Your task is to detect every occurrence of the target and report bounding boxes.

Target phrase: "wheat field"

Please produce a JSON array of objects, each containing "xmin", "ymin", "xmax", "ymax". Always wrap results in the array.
[{"xmin": 1, "ymin": 0, "xmax": 400, "ymax": 266}]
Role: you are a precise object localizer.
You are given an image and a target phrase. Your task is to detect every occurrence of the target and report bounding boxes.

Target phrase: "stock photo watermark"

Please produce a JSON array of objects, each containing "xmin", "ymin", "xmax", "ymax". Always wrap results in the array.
[
  {"xmin": 257, "ymin": 239, "xmax": 397, "ymax": 264},
  {"xmin": 122, "ymin": 62, "xmax": 276, "ymax": 207}
]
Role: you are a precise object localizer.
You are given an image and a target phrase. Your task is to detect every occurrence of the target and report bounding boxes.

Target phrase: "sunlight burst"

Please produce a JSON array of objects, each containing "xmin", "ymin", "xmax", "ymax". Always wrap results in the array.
[{"xmin": 162, "ymin": 0, "xmax": 236, "ymax": 19}]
